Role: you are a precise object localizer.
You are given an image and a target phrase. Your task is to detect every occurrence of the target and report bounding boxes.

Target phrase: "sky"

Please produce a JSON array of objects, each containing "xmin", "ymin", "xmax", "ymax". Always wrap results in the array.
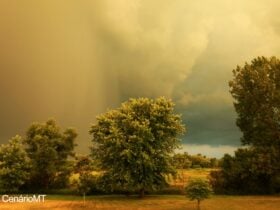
[{"xmin": 1, "ymin": 0, "xmax": 280, "ymax": 157}]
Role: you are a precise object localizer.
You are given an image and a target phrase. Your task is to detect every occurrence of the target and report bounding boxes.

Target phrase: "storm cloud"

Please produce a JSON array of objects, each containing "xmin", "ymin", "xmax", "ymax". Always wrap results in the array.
[{"xmin": 1, "ymin": 0, "xmax": 280, "ymax": 156}]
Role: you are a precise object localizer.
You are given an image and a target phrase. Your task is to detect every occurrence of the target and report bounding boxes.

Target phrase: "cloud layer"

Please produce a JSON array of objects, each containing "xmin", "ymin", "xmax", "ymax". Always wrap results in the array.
[{"xmin": 1, "ymin": 1, "xmax": 280, "ymax": 155}]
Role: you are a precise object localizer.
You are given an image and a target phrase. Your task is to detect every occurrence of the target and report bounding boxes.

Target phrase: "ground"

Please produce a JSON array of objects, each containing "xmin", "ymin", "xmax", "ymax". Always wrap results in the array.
[
  {"xmin": 1, "ymin": 169, "xmax": 279, "ymax": 210},
  {"xmin": 0, "ymin": 195, "xmax": 280, "ymax": 210}
]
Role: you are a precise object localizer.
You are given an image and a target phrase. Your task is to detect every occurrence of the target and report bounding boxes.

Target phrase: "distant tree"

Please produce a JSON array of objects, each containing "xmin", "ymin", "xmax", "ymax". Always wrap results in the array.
[
  {"xmin": 172, "ymin": 153, "xmax": 216, "ymax": 169},
  {"xmin": 172, "ymin": 152, "xmax": 192, "ymax": 169},
  {"xmin": 0, "ymin": 135, "xmax": 30, "ymax": 193},
  {"xmin": 90, "ymin": 97, "xmax": 185, "ymax": 197},
  {"xmin": 209, "ymin": 158, "xmax": 219, "ymax": 168},
  {"xmin": 74, "ymin": 155, "xmax": 95, "ymax": 173},
  {"xmin": 24, "ymin": 119, "xmax": 77, "ymax": 190},
  {"xmin": 185, "ymin": 179, "xmax": 212, "ymax": 210},
  {"xmin": 73, "ymin": 172, "xmax": 97, "ymax": 205},
  {"xmin": 190, "ymin": 154, "xmax": 211, "ymax": 168}
]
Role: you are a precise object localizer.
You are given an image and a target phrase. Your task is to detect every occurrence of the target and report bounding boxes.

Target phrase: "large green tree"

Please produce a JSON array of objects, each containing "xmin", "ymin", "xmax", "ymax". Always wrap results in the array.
[
  {"xmin": 90, "ymin": 97, "xmax": 185, "ymax": 197},
  {"xmin": 229, "ymin": 56, "xmax": 280, "ymax": 147},
  {"xmin": 0, "ymin": 135, "xmax": 30, "ymax": 193},
  {"xmin": 24, "ymin": 119, "xmax": 77, "ymax": 190},
  {"xmin": 211, "ymin": 56, "xmax": 280, "ymax": 194}
]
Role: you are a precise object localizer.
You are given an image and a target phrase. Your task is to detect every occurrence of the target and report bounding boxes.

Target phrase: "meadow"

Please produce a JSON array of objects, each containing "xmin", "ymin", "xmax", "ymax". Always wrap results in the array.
[
  {"xmin": 171, "ymin": 168, "xmax": 213, "ymax": 186},
  {"xmin": 0, "ymin": 195, "xmax": 280, "ymax": 210},
  {"xmin": 1, "ymin": 169, "xmax": 279, "ymax": 210}
]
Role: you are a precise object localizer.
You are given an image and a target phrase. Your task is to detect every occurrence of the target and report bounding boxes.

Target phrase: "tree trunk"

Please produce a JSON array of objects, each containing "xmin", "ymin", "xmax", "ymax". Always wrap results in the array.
[
  {"xmin": 139, "ymin": 188, "xmax": 145, "ymax": 198},
  {"xmin": 197, "ymin": 199, "xmax": 201, "ymax": 210}
]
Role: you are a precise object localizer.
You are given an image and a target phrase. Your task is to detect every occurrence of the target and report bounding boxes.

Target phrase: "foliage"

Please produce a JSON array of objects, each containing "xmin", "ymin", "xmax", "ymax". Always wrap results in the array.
[
  {"xmin": 74, "ymin": 155, "xmax": 95, "ymax": 173},
  {"xmin": 210, "ymin": 148, "xmax": 280, "ymax": 194},
  {"xmin": 90, "ymin": 97, "xmax": 185, "ymax": 197},
  {"xmin": 172, "ymin": 152, "xmax": 192, "ymax": 169},
  {"xmin": 191, "ymin": 154, "xmax": 211, "ymax": 168},
  {"xmin": 72, "ymin": 172, "xmax": 98, "ymax": 195},
  {"xmin": 212, "ymin": 56, "xmax": 280, "ymax": 195},
  {"xmin": 229, "ymin": 56, "xmax": 280, "ymax": 148},
  {"xmin": 72, "ymin": 155, "xmax": 100, "ymax": 195},
  {"xmin": 185, "ymin": 178, "xmax": 212, "ymax": 210},
  {"xmin": 172, "ymin": 152, "xmax": 218, "ymax": 169},
  {"xmin": 24, "ymin": 119, "xmax": 77, "ymax": 190},
  {"xmin": 0, "ymin": 135, "xmax": 30, "ymax": 193},
  {"xmin": 210, "ymin": 149, "xmax": 255, "ymax": 194}
]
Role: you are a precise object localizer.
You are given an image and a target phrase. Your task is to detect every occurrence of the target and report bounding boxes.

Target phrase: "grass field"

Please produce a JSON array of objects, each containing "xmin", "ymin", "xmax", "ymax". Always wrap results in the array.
[
  {"xmin": 170, "ymin": 168, "xmax": 213, "ymax": 188},
  {"xmin": 0, "ymin": 195, "xmax": 279, "ymax": 210},
  {"xmin": 2, "ymin": 169, "xmax": 277, "ymax": 210},
  {"xmin": 70, "ymin": 168, "xmax": 213, "ymax": 191}
]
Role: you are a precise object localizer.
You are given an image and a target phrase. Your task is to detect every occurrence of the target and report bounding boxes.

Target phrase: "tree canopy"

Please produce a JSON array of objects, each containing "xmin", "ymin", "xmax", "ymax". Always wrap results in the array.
[
  {"xmin": 24, "ymin": 119, "xmax": 77, "ymax": 190},
  {"xmin": 185, "ymin": 178, "xmax": 212, "ymax": 210},
  {"xmin": 90, "ymin": 97, "xmax": 185, "ymax": 197},
  {"xmin": 229, "ymin": 56, "xmax": 280, "ymax": 147},
  {"xmin": 0, "ymin": 135, "xmax": 30, "ymax": 193},
  {"xmin": 211, "ymin": 56, "xmax": 280, "ymax": 194}
]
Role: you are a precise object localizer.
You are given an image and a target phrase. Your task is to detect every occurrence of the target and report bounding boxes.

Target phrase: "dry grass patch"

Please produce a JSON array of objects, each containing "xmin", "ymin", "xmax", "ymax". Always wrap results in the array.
[{"xmin": 0, "ymin": 195, "xmax": 279, "ymax": 210}]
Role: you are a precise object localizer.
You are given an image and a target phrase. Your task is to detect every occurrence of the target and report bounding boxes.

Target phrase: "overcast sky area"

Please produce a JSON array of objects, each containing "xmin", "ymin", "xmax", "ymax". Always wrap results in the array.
[{"xmin": 1, "ymin": 0, "xmax": 280, "ymax": 157}]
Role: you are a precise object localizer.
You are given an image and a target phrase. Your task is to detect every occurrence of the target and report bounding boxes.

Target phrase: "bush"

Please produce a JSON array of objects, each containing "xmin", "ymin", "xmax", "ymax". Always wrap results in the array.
[{"xmin": 210, "ymin": 149, "xmax": 280, "ymax": 194}]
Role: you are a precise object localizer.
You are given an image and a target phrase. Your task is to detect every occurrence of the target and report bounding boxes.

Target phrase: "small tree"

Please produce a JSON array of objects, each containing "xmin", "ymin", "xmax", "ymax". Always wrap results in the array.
[
  {"xmin": 185, "ymin": 179, "xmax": 212, "ymax": 210},
  {"xmin": 74, "ymin": 172, "xmax": 96, "ymax": 206},
  {"xmin": 73, "ymin": 155, "xmax": 96, "ymax": 205},
  {"xmin": 0, "ymin": 135, "xmax": 30, "ymax": 193}
]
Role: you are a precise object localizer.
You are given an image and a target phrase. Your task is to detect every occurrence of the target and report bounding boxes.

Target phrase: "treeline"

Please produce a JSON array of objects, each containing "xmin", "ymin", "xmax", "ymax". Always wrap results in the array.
[
  {"xmin": 210, "ymin": 147, "xmax": 280, "ymax": 194},
  {"xmin": 172, "ymin": 152, "xmax": 219, "ymax": 169},
  {"xmin": 0, "ymin": 120, "xmax": 76, "ymax": 193},
  {"xmin": 0, "ymin": 97, "xmax": 186, "ymax": 198},
  {"xmin": 0, "ymin": 56, "xmax": 280, "ymax": 196}
]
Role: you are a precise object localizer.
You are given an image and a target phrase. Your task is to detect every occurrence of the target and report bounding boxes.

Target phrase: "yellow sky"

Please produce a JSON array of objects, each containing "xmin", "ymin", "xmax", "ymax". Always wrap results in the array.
[{"xmin": 1, "ymin": 0, "xmax": 280, "ymax": 155}]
